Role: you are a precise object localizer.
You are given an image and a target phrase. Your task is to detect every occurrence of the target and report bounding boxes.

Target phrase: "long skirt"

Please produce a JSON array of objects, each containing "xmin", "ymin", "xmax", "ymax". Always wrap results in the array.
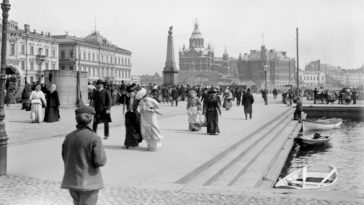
[
  {"xmin": 140, "ymin": 113, "xmax": 163, "ymax": 151},
  {"xmin": 44, "ymin": 106, "xmax": 60, "ymax": 122},
  {"xmin": 30, "ymin": 103, "xmax": 43, "ymax": 123},
  {"xmin": 187, "ymin": 106, "xmax": 201, "ymax": 131},
  {"xmin": 124, "ymin": 111, "xmax": 142, "ymax": 148},
  {"xmin": 206, "ymin": 110, "xmax": 219, "ymax": 134}
]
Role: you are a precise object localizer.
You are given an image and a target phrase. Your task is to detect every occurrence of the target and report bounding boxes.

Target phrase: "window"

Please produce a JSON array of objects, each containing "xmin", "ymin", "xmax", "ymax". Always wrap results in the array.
[
  {"xmin": 45, "ymin": 48, "xmax": 49, "ymax": 57},
  {"xmin": 30, "ymin": 46, "xmax": 34, "ymax": 55},
  {"xmin": 52, "ymin": 49, "xmax": 56, "ymax": 58},
  {"xmin": 88, "ymin": 53, "xmax": 90, "ymax": 61},
  {"xmin": 38, "ymin": 63, "xmax": 42, "ymax": 70},
  {"xmin": 38, "ymin": 48, "xmax": 42, "ymax": 55},
  {"xmin": 21, "ymin": 45, "xmax": 25, "ymax": 54},
  {"xmin": 45, "ymin": 62, "xmax": 49, "ymax": 70},
  {"xmin": 61, "ymin": 66, "xmax": 65, "ymax": 70},
  {"xmin": 69, "ymin": 66, "xmax": 74, "ymax": 70},
  {"xmin": 30, "ymin": 62, "xmax": 34, "ymax": 70},
  {"xmin": 52, "ymin": 63, "xmax": 56, "ymax": 70},
  {"xmin": 93, "ymin": 54, "xmax": 95, "ymax": 61},
  {"xmin": 61, "ymin": 51, "xmax": 65, "ymax": 59},
  {"xmin": 70, "ymin": 51, "xmax": 73, "ymax": 58},
  {"xmin": 10, "ymin": 44, "xmax": 15, "ymax": 56},
  {"xmin": 21, "ymin": 61, "xmax": 25, "ymax": 70},
  {"xmin": 83, "ymin": 52, "xmax": 86, "ymax": 60}
]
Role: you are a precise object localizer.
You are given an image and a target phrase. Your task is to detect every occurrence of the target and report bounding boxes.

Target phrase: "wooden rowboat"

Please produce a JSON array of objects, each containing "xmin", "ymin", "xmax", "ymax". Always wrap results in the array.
[
  {"xmin": 275, "ymin": 164, "xmax": 338, "ymax": 189},
  {"xmin": 296, "ymin": 133, "xmax": 332, "ymax": 147},
  {"xmin": 303, "ymin": 118, "xmax": 342, "ymax": 132}
]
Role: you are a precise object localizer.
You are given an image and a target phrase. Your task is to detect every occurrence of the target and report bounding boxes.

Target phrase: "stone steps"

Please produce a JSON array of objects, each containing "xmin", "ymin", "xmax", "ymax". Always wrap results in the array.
[{"xmin": 176, "ymin": 108, "xmax": 296, "ymax": 189}]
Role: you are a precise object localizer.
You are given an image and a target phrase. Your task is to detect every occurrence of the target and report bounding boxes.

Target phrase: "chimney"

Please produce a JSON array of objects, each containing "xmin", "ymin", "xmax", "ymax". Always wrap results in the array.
[
  {"xmin": 33, "ymin": 29, "xmax": 36, "ymax": 34},
  {"xmin": 281, "ymin": 51, "xmax": 286, "ymax": 56},
  {"xmin": 24, "ymin": 24, "xmax": 30, "ymax": 33}
]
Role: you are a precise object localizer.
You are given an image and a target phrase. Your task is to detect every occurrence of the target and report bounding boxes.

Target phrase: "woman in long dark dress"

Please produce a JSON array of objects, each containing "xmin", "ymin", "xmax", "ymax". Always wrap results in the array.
[
  {"xmin": 124, "ymin": 84, "xmax": 142, "ymax": 149},
  {"xmin": 44, "ymin": 84, "xmax": 60, "ymax": 122},
  {"xmin": 203, "ymin": 88, "xmax": 221, "ymax": 135}
]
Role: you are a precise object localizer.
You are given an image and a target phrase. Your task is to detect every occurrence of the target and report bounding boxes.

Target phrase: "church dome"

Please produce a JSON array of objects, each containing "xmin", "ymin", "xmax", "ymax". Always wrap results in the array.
[{"xmin": 190, "ymin": 23, "xmax": 203, "ymax": 39}]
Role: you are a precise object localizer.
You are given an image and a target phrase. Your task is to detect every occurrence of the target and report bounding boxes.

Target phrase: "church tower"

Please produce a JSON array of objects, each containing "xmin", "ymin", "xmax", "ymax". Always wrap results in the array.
[
  {"xmin": 163, "ymin": 26, "xmax": 178, "ymax": 86},
  {"xmin": 189, "ymin": 22, "xmax": 204, "ymax": 49}
]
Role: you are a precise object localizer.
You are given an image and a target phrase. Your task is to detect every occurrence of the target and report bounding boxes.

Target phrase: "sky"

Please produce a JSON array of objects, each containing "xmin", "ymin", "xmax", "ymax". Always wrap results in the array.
[{"xmin": 10, "ymin": 0, "xmax": 364, "ymax": 75}]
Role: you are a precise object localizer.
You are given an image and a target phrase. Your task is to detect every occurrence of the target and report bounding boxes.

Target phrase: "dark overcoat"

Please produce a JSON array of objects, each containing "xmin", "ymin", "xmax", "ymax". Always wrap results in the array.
[{"xmin": 92, "ymin": 88, "xmax": 112, "ymax": 123}]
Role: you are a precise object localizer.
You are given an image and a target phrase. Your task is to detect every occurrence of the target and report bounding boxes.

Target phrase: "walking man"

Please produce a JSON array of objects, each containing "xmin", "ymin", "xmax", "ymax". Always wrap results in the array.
[
  {"xmin": 92, "ymin": 79, "xmax": 112, "ymax": 139},
  {"xmin": 242, "ymin": 88, "xmax": 254, "ymax": 120},
  {"xmin": 61, "ymin": 105, "xmax": 107, "ymax": 205}
]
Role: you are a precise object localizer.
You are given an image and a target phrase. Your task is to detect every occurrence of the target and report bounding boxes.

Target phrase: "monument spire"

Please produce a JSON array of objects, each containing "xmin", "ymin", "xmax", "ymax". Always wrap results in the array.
[{"xmin": 163, "ymin": 26, "xmax": 178, "ymax": 86}]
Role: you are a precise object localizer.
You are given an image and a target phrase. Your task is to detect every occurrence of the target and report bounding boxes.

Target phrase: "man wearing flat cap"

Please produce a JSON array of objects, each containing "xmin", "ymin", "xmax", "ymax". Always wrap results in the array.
[
  {"xmin": 61, "ymin": 105, "xmax": 107, "ymax": 205},
  {"xmin": 91, "ymin": 79, "xmax": 112, "ymax": 139}
]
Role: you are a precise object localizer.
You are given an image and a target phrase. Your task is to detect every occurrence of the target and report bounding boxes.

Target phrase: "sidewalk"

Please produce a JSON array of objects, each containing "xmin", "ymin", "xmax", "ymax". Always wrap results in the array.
[{"xmin": 1, "ymin": 95, "xmax": 363, "ymax": 204}]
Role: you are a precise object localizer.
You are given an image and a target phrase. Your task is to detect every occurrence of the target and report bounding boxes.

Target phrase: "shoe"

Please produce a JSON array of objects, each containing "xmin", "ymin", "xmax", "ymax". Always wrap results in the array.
[{"xmin": 104, "ymin": 136, "xmax": 108, "ymax": 140}]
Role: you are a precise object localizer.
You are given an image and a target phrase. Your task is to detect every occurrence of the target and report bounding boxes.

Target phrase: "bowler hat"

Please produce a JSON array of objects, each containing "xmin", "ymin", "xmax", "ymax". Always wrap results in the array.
[
  {"xmin": 75, "ymin": 105, "xmax": 95, "ymax": 115},
  {"xmin": 96, "ymin": 79, "xmax": 104, "ymax": 85}
]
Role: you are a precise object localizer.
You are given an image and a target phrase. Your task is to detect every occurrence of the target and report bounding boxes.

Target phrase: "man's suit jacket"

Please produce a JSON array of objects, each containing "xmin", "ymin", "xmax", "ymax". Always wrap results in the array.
[{"xmin": 92, "ymin": 88, "xmax": 112, "ymax": 123}]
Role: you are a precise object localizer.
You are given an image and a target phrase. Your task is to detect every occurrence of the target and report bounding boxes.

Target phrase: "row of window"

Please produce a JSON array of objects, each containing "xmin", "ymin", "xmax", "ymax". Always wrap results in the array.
[
  {"xmin": 59, "ymin": 65, "xmax": 130, "ymax": 78},
  {"xmin": 60, "ymin": 49, "xmax": 131, "ymax": 66},
  {"xmin": 300, "ymin": 76, "xmax": 325, "ymax": 81},
  {"xmin": 20, "ymin": 60, "xmax": 57, "ymax": 71},
  {"xmin": 10, "ymin": 44, "xmax": 57, "ymax": 58}
]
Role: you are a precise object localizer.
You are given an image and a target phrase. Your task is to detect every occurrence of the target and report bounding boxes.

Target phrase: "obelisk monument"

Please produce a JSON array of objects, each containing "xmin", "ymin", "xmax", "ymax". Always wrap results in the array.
[{"xmin": 163, "ymin": 26, "xmax": 178, "ymax": 86}]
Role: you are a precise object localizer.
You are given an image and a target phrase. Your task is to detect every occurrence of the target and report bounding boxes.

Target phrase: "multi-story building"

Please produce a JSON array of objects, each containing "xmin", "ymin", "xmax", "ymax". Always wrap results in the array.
[
  {"xmin": 299, "ymin": 70, "xmax": 326, "ymax": 88},
  {"xmin": 304, "ymin": 60, "xmax": 364, "ymax": 89},
  {"xmin": 53, "ymin": 31, "xmax": 132, "ymax": 84},
  {"xmin": 0, "ymin": 20, "xmax": 59, "ymax": 83},
  {"xmin": 237, "ymin": 45, "xmax": 296, "ymax": 89}
]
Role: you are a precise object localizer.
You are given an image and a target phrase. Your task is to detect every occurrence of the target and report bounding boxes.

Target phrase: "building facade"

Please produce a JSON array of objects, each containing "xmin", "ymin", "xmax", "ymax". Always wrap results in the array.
[
  {"xmin": 304, "ymin": 60, "xmax": 364, "ymax": 89},
  {"xmin": 53, "ymin": 31, "xmax": 132, "ymax": 84},
  {"xmin": 0, "ymin": 20, "xmax": 59, "ymax": 83},
  {"xmin": 237, "ymin": 45, "xmax": 296, "ymax": 89}
]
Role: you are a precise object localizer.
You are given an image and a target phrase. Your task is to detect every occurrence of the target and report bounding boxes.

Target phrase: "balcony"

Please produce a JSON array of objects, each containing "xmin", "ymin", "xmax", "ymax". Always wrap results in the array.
[{"xmin": 36, "ymin": 55, "xmax": 46, "ymax": 61}]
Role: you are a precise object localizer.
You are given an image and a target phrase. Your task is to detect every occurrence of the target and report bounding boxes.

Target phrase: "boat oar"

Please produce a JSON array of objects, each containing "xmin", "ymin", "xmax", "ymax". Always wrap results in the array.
[
  {"xmin": 317, "ymin": 168, "xmax": 336, "ymax": 187},
  {"xmin": 302, "ymin": 166, "xmax": 307, "ymax": 189},
  {"xmin": 318, "ymin": 116, "xmax": 327, "ymax": 120}
]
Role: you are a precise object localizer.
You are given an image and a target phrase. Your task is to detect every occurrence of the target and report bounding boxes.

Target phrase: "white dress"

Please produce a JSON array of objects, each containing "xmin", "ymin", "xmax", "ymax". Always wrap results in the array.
[
  {"xmin": 30, "ymin": 91, "xmax": 46, "ymax": 123},
  {"xmin": 138, "ymin": 97, "xmax": 163, "ymax": 151}
]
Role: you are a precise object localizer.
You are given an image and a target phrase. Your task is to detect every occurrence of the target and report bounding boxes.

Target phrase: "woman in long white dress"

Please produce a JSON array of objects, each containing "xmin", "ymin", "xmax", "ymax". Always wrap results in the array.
[
  {"xmin": 30, "ymin": 84, "xmax": 47, "ymax": 123},
  {"xmin": 187, "ymin": 90, "xmax": 202, "ymax": 131},
  {"xmin": 136, "ymin": 88, "xmax": 163, "ymax": 151}
]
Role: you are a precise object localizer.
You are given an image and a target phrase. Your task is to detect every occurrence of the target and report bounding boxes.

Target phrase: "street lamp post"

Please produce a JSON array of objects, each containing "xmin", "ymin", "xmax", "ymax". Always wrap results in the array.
[
  {"xmin": 0, "ymin": 0, "xmax": 10, "ymax": 176},
  {"xmin": 264, "ymin": 65, "xmax": 268, "ymax": 105}
]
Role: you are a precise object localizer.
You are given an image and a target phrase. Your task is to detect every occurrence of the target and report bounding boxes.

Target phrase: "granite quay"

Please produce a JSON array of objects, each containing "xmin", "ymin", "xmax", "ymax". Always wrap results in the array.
[{"xmin": 0, "ymin": 94, "xmax": 363, "ymax": 204}]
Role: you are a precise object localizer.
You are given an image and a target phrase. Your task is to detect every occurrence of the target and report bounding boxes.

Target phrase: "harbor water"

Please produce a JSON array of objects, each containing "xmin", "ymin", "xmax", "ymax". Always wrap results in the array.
[{"xmin": 279, "ymin": 119, "xmax": 364, "ymax": 194}]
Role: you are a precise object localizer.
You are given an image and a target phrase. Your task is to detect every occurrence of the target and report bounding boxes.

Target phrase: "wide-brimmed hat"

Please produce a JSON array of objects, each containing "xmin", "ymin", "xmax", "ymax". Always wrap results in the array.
[
  {"xmin": 96, "ymin": 79, "xmax": 104, "ymax": 85},
  {"xmin": 136, "ymin": 88, "xmax": 147, "ymax": 100},
  {"xmin": 126, "ymin": 83, "xmax": 137, "ymax": 92}
]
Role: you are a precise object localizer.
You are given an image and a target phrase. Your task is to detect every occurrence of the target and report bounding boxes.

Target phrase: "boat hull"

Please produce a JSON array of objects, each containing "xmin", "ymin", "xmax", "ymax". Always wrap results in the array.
[
  {"xmin": 303, "ymin": 118, "xmax": 342, "ymax": 132},
  {"xmin": 275, "ymin": 164, "xmax": 338, "ymax": 189}
]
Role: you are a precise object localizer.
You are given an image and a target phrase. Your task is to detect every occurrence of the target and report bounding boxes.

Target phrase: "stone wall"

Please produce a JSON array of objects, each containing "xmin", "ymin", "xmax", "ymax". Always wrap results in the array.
[{"xmin": 43, "ymin": 70, "xmax": 88, "ymax": 106}]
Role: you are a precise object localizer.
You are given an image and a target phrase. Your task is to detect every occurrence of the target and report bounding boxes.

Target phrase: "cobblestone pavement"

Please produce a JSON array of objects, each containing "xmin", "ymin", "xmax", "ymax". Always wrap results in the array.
[{"xmin": 1, "ymin": 175, "xmax": 363, "ymax": 205}]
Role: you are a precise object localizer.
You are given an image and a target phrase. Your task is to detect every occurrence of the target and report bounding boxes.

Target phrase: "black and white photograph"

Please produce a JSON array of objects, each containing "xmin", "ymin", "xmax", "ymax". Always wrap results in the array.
[{"xmin": 0, "ymin": 0, "xmax": 363, "ymax": 204}]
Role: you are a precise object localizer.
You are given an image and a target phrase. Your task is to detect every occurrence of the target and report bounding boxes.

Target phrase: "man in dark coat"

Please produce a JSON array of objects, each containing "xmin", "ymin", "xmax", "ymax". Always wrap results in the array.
[
  {"xmin": 92, "ymin": 80, "xmax": 112, "ymax": 139},
  {"xmin": 242, "ymin": 88, "xmax": 254, "ymax": 120},
  {"xmin": 313, "ymin": 88, "xmax": 318, "ymax": 104},
  {"xmin": 61, "ymin": 105, "xmax": 107, "ymax": 205},
  {"xmin": 170, "ymin": 86, "xmax": 179, "ymax": 106}
]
